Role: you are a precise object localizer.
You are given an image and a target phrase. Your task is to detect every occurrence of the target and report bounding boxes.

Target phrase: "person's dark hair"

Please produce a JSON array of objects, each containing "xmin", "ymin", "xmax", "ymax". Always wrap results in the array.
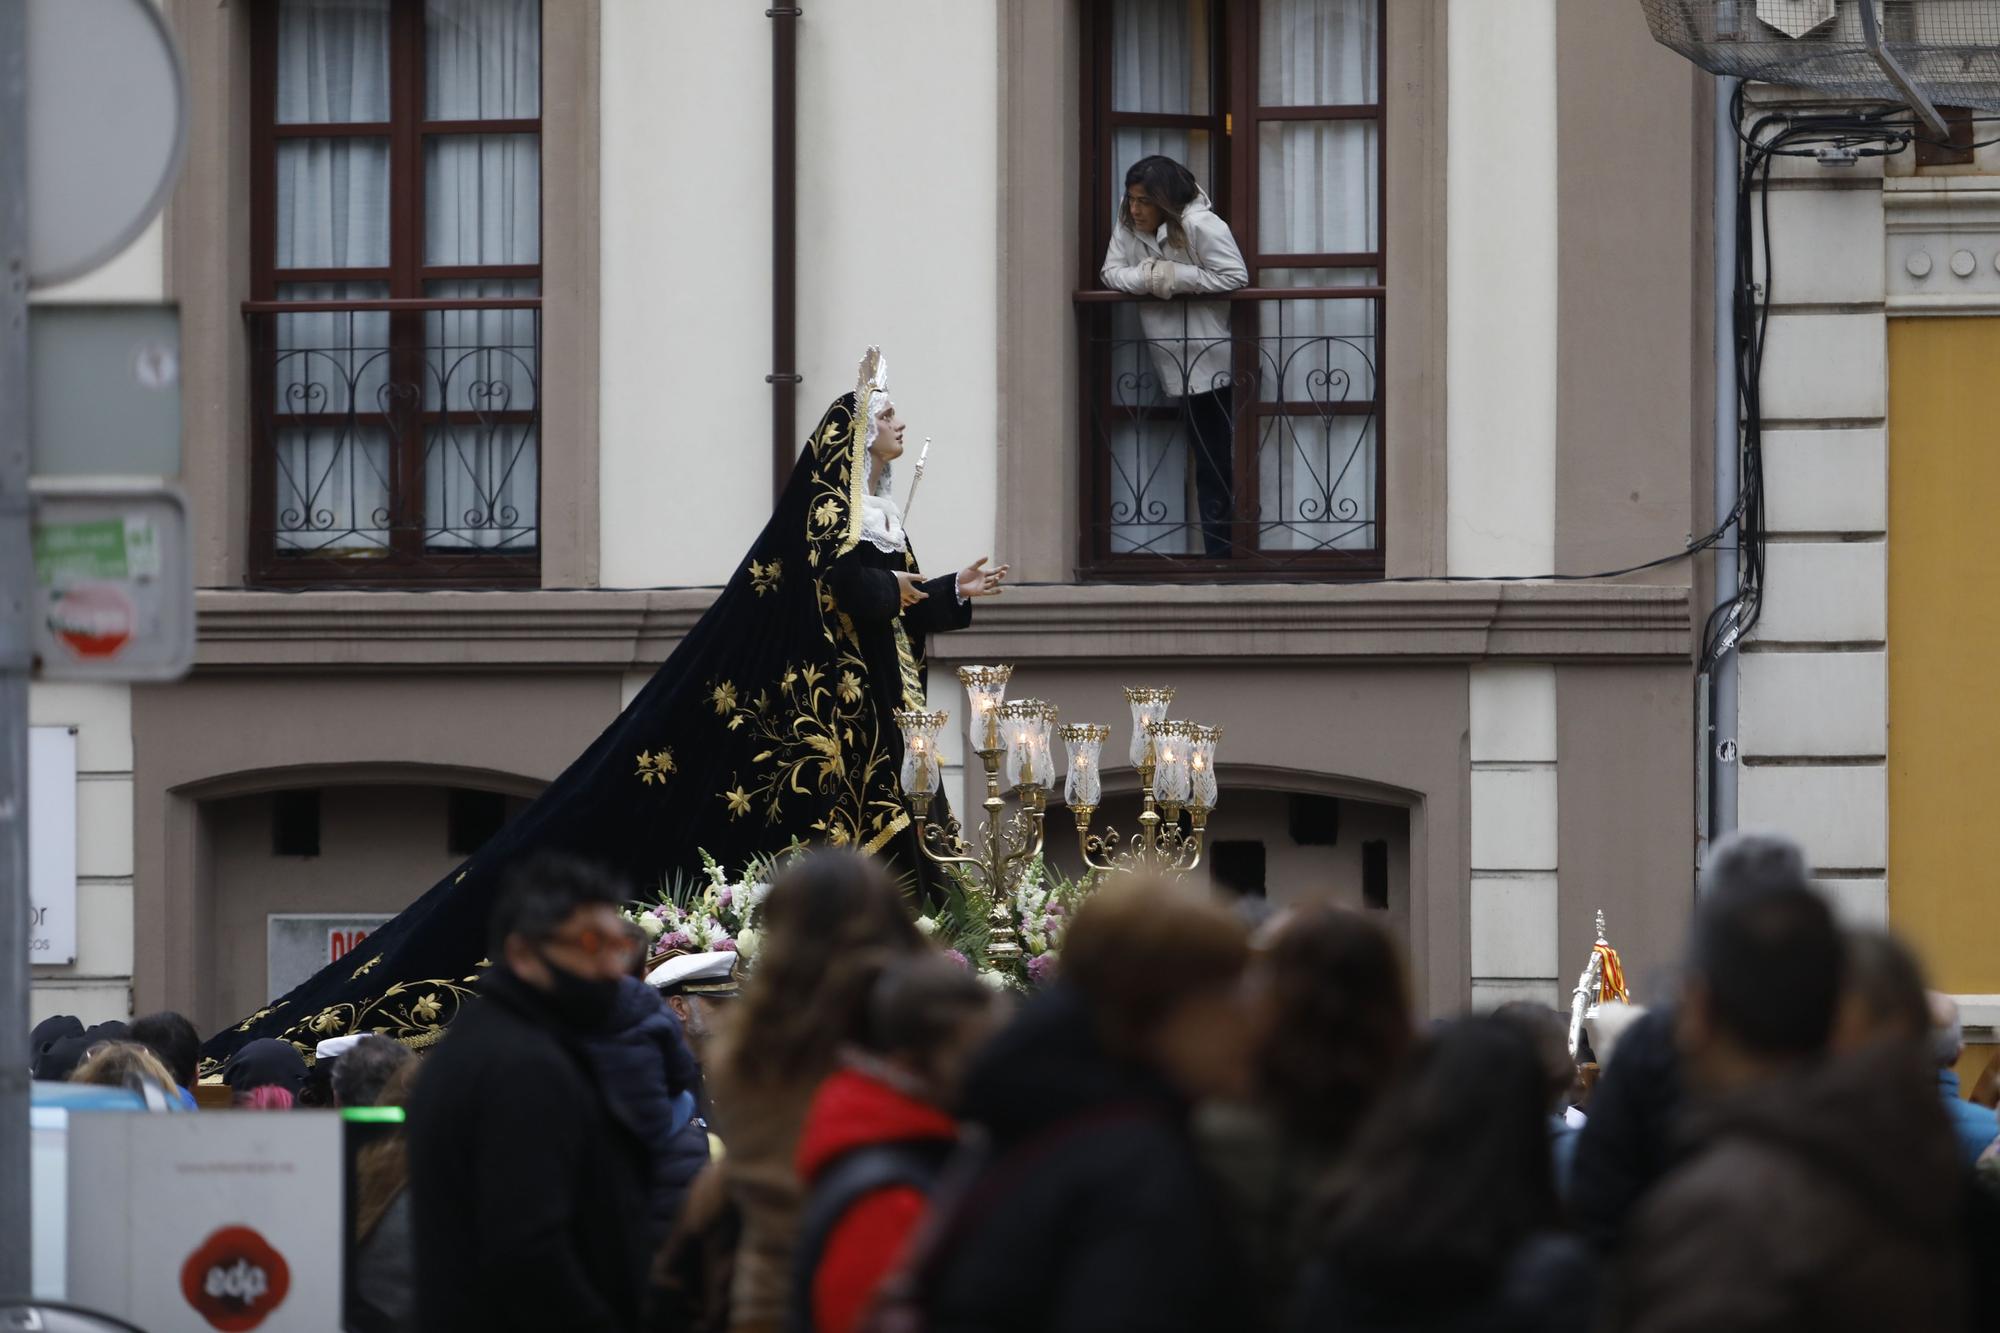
[
  {"xmin": 1693, "ymin": 883, "xmax": 1842, "ymax": 1057},
  {"xmin": 1120, "ymin": 154, "xmax": 1203, "ymax": 247},
  {"xmin": 864, "ymin": 954, "xmax": 994, "ymax": 1060},
  {"xmin": 1060, "ymin": 875, "xmax": 1250, "ymax": 1059},
  {"xmin": 1841, "ymin": 929, "xmax": 1930, "ymax": 1045},
  {"xmin": 130, "ymin": 1010, "xmax": 201, "ymax": 1089},
  {"xmin": 1257, "ymin": 906, "xmax": 1411, "ymax": 1146},
  {"xmin": 622, "ymin": 919, "xmax": 651, "ymax": 981},
  {"xmin": 354, "ymin": 1058, "xmax": 421, "ymax": 1244},
  {"xmin": 713, "ymin": 850, "xmax": 924, "ymax": 1093},
  {"xmin": 487, "ymin": 850, "xmax": 629, "ymax": 957},
  {"xmin": 1492, "ymin": 1001, "xmax": 1575, "ymax": 1113},
  {"xmin": 331, "ymin": 1034, "xmax": 415, "ymax": 1108},
  {"xmin": 1319, "ymin": 1016, "xmax": 1559, "ymax": 1289},
  {"xmin": 222, "ymin": 1036, "xmax": 310, "ymax": 1097},
  {"xmin": 1699, "ymin": 828, "xmax": 1812, "ymax": 900}
]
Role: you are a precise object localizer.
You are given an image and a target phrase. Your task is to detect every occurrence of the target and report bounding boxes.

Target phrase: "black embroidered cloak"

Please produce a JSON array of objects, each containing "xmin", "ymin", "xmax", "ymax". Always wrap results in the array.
[{"xmin": 201, "ymin": 387, "xmax": 970, "ymax": 1067}]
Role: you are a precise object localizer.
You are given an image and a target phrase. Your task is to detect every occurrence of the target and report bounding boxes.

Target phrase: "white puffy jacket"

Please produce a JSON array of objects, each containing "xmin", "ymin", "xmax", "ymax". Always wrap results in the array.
[{"xmin": 1100, "ymin": 192, "xmax": 1250, "ymax": 401}]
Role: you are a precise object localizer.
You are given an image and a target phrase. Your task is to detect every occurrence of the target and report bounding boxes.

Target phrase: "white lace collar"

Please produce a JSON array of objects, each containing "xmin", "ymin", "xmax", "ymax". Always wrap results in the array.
[{"xmin": 859, "ymin": 486, "xmax": 907, "ymax": 555}]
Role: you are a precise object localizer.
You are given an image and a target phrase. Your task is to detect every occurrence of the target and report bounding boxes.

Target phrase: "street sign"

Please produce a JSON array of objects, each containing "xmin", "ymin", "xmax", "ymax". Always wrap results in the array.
[
  {"xmin": 29, "ymin": 304, "xmax": 182, "ymax": 477},
  {"xmin": 26, "ymin": 727, "xmax": 76, "ymax": 966},
  {"xmin": 30, "ymin": 480, "xmax": 193, "ymax": 683},
  {"xmin": 267, "ymin": 915, "xmax": 395, "ymax": 1001},
  {"xmin": 25, "ymin": 0, "xmax": 189, "ymax": 287}
]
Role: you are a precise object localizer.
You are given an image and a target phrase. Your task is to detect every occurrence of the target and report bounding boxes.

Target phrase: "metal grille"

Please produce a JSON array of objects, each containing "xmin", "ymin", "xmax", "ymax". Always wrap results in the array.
[{"xmin": 1641, "ymin": 0, "xmax": 2000, "ymax": 109}]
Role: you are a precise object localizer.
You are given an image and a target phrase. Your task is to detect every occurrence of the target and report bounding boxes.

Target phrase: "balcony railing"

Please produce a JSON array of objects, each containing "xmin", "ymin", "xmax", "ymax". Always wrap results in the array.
[
  {"xmin": 1077, "ymin": 286, "xmax": 1382, "ymax": 578},
  {"xmin": 245, "ymin": 297, "xmax": 541, "ymax": 585}
]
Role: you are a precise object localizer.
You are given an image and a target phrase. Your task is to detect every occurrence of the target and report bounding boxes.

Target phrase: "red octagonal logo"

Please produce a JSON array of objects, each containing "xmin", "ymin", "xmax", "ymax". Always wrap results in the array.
[{"xmin": 180, "ymin": 1225, "xmax": 292, "ymax": 1331}]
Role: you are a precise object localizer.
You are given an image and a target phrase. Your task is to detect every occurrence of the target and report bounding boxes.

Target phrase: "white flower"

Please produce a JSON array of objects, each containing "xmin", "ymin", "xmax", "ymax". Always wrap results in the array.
[
  {"xmin": 976, "ymin": 968, "xmax": 1011, "ymax": 991},
  {"xmin": 749, "ymin": 881, "xmax": 773, "ymax": 906},
  {"xmin": 1025, "ymin": 932, "xmax": 1048, "ymax": 956},
  {"xmin": 915, "ymin": 916, "xmax": 939, "ymax": 937},
  {"xmin": 637, "ymin": 914, "xmax": 666, "ymax": 941},
  {"xmin": 735, "ymin": 927, "xmax": 761, "ymax": 961}
]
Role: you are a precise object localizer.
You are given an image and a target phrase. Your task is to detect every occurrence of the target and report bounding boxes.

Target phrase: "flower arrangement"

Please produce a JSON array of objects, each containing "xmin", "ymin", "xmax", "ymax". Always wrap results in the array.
[
  {"xmin": 920, "ymin": 858, "xmax": 1095, "ymax": 991},
  {"xmin": 621, "ymin": 847, "xmax": 797, "ymax": 963}
]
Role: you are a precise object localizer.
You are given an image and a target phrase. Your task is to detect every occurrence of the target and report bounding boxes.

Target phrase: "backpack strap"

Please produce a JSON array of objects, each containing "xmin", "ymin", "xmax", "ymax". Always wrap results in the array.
[{"xmin": 788, "ymin": 1139, "xmax": 956, "ymax": 1333}]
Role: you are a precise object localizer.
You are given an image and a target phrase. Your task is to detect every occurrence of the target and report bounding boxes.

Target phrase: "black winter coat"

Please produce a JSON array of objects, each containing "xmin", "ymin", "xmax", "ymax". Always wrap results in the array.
[
  {"xmin": 580, "ymin": 976, "xmax": 708, "ymax": 1244},
  {"xmin": 1289, "ymin": 1233, "xmax": 1597, "ymax": 1333},
  {"xmin": 921, "ymin": 987, "xmax": 1244, "ymax": 1333},
  {"xmin": 408, "ymin": 968, "xmax": 653, "ymax": 1333},
  {"xmin": 1567, "ymin": 1005, "xmax": 1683, "ymax": 1252}
]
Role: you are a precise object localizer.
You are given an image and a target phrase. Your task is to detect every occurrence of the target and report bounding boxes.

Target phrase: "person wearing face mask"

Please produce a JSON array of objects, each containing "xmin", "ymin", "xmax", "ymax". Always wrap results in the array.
[{"xmin": 408, "ymin": 852, "xmax": 654, "ymax": 1333}]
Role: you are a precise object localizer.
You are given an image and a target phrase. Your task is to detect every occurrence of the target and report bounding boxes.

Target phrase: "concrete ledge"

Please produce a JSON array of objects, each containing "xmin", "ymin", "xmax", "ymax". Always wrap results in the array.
[{"xmin": 191, "ymin": 581, "xmax": 1694, "ymax": 671}]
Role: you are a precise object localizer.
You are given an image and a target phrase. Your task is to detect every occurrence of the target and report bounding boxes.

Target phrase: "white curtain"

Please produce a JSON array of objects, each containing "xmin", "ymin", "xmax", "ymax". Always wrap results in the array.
[
  {"xmin": 1255, "ymin": 271, "xmax": 1377, "ymax": 552},
  {"xmin": 272, "ymin": 0, "xmax": 540, "ymax": 558},
  {"xmin": 422, "ymin": 0, "xmax": 541, "ymax": 551},
  {"xmin": 274, "ymin": 3, "xmax": 391, "ymax": 552}
]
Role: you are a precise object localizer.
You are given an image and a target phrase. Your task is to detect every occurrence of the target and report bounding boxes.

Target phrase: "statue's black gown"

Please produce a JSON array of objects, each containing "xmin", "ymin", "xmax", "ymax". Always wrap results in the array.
[{"xmin": 202, "ymin": 391, "xmax": 970, "ymax": 1067}]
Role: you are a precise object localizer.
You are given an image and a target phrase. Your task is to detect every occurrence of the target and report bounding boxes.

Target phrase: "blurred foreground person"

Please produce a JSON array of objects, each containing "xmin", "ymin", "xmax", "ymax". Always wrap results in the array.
[
  {"xmin": 1609, "ymin": 879, "xmax": 1963, "ymax": 1332},
  {"xmin": 353, "ymin": 1059, "xmax": 421, "ymax": 1333},
  {"xmin": 710, "ymin": 850, "xmax": 925, "ymax": 1333},
  {"xmin": 409, "ymin": 853, "xmax": 651, "ymax": 1333},
  {"xmin": 791, "ymin": 954, "xmax": 1004, "ymax": 1333},
  {"xmin": 1200, "ymin": 905, "xmax": 1411, "ymax": 1323},
  {"xmin": 919, "ymin": 877, "xmax": 1252, "ymax": 1333},
  {"xmin": 1288, "ymin": 1016, "xmax": 1595, "ymax": 1332}
]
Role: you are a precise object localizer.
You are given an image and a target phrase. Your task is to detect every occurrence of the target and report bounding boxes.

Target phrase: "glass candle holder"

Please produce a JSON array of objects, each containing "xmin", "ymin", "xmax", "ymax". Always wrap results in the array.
[
  {"xmin": 1124, "ymin": 686, "xmax": 1176, "ymax": 769},
  {"xmin": 959, "ymin": 665, "xmax": 1013, "ymax": 753},
  {"xmin": 1059, "ymin": 723, "xmax": 1109, "ymax": 809},
  {"xmin": 1150, "ymin": 719, "xmax": 1194, "ymax": 806},
  {"xmin": 1029, "ymin": 700, "xmax": 1059, "ymax": 787},
  {"xmin": 997, "ymin": 700, "xmax": 1041, "ymax": 790},
  {"xmin": 893, "ymin": 709, "xmax": 949, "ymax": 797},
  {"xmin": 1187, "ymin": 724, "xmax": 1222, "ymax": 810}
]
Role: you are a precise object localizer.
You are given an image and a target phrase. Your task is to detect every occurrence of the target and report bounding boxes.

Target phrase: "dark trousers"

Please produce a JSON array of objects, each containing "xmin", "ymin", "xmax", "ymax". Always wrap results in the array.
[{"xmin": 1184, "ymin": 387, "xmax": 1234, "ymax": 556}]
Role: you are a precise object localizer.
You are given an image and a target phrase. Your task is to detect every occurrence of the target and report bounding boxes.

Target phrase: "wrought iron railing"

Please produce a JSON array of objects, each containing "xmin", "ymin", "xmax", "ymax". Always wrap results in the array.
[
  {"xmin": 1077, "ymin": 286, "xmax": 1382, "ymax": 577},
  {"xmin": 245, "ymin": 297, "xmax": 542, "ymax": 585}
]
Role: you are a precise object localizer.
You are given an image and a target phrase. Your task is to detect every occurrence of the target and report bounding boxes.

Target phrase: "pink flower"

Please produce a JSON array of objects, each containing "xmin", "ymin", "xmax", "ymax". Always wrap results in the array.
[
  {"xmin": 718, "ymin": 887, "xmax": 735, "ymax": 911},
  {"xmin": 944, "ymin": 949, "xmax": 971, "ymax": 971},
  {"xmin": 1027, "ymin": 953, "xmax": 1058, "ymax": 986},
  {"xmin": 660, "ymin": 930, "xmax": 692, "ymax": 952},
  {"xmin": 714, "ymin": 939, "xmax": 738, "ymax": 953},
  {"xmin": 649, "ymin": 905, "xmax": 671, "ymax": 921}
]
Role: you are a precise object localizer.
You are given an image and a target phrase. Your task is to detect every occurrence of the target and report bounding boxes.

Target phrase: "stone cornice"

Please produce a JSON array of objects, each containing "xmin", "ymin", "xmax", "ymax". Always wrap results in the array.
[
  {"xmin": 1885, "ymin": 178, "xmax": 2000, "ymax": 316},
  {"xmin": 192, "ymin": 582, "xmax": 1692, "ymax": 672}
]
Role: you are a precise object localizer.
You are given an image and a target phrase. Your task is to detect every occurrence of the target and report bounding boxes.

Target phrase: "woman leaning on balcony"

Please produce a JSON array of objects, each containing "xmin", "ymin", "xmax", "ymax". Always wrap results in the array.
[{"xmin": 1101, "ymin": 155, "xmax": 1251, "ymax": 558}]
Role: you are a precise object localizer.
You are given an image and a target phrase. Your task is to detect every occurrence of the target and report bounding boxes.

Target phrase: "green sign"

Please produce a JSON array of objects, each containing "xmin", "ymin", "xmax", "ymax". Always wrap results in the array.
[{"xmin": 33, "ymin": 515, "xmax": 160, "ymax": 584}]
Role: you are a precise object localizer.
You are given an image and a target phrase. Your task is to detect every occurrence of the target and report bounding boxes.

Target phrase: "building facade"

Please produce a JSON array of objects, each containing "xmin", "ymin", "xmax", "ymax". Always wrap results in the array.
[{"xmin": 32, "ymin": 0, "xmax": 1710, "ymax": 1036}]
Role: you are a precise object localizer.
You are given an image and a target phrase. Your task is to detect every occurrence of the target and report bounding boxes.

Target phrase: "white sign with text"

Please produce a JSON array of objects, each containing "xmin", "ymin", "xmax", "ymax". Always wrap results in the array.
[
  {"xmin": 267, "ymin": 913, "xmax": 393, "ymax": 1000},
  {"xmin": 29, "ymin": 725, "xmax": 78, "ymax": 965}
]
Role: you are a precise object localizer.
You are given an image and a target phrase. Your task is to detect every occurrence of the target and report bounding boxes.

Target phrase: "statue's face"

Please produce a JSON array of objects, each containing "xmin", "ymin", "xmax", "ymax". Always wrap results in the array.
[{"xmin": 869, "ymin": 400, "xmax": 906, "ymax": 466}]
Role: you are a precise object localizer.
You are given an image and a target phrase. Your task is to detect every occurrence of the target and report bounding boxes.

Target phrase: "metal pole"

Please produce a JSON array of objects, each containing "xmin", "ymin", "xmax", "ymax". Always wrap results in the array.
[
  {"xmin": 0, "ymin": 0, "xmax": 36, "ymax": 1296},
  {"xmin": 1708, "ymin": 74, "xmax": 1741, "ymax": 864},
  {"xmin": 767, "ymin": 5, "xmax": 801, "ymax": 499}
]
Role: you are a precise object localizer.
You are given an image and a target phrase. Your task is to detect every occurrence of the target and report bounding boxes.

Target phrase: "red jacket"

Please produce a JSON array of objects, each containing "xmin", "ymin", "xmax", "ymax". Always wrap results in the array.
[{"xmin": 793, "ymin": 1066, "xmax": 959, "ymax": 1333}]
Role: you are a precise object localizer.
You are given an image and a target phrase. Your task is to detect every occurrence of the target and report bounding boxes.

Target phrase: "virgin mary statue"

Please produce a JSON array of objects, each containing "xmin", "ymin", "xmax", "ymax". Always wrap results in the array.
[{"xmin": 203, "ymin": 348, "xmax": 1006, "ymax": 1065}]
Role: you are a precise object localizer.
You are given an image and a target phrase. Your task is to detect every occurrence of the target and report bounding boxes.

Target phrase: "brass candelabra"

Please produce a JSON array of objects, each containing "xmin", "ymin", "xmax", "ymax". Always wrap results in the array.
[{"xmin": 894, "ymin": 672, "xmax": 1223, "ymax": 950}]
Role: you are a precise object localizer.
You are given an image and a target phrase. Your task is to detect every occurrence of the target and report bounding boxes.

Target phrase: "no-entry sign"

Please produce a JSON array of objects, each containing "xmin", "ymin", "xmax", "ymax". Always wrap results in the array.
[{"xmin": 30, "ymin": 480, "xmax": 192, "ymax": 681}]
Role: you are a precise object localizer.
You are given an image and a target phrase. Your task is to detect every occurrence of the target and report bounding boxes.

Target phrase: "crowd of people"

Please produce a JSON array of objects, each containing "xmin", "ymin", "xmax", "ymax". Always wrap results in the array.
[{"xmin": 29, "ymin": 831, "xmax": 2000, "ymax": 1332}]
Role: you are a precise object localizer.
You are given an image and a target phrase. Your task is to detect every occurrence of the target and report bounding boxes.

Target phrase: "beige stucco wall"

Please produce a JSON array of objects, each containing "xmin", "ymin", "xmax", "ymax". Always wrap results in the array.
[{"xmin": 598, "ymin": 0, "xmax": 1001, "ymax": 588}]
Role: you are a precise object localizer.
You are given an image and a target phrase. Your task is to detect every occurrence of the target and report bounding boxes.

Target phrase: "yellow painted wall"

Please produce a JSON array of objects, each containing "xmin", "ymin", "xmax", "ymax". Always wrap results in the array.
[{"xmin": 1887, "ymin": 317, "xmax": 2000, "ymax": 994}]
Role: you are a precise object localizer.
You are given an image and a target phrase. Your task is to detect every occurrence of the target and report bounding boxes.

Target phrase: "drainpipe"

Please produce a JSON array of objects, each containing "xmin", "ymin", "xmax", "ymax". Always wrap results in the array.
[
  {"xmin": 1705, "ymin": 74, "xmax": 1742, "ymax": 873},
  {"xmin": 768, "ymin": 5, "xmax": 802, "ymax": 498}
]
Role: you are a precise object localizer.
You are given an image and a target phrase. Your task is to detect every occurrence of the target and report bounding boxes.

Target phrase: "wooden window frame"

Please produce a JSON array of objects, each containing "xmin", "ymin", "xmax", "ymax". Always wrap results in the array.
[
  {"xmin": 1077, "ymin": 0, "xmax": 1387, "ymax": 581},
  {"xmin": 246, "ymin": 0, "xmax": 544, "ymax": 587}
]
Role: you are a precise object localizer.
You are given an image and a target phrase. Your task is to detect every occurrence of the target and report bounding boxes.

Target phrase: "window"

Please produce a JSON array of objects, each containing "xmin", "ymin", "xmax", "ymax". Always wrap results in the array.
[
  {"xmin": 1081, "ymin": 0, "xmax": 1383, "ymax": 577},
  {"xmin": 247, "ymin": 0, "xmax": 542, "ymax": 584}
]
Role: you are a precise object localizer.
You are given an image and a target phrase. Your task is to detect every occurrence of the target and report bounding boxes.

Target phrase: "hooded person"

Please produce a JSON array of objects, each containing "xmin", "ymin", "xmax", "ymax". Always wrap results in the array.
[
  {"xmin": 30, "ymin": 1015, "xmax": 83, "ymax": 1074},
  {"xmin": 222, "ymin": 1037, "xmax": 310, "ymax": 1100},
  {"xmin": 202, "ymin": 348, "xmax": 1006, "ymax": 1071}
]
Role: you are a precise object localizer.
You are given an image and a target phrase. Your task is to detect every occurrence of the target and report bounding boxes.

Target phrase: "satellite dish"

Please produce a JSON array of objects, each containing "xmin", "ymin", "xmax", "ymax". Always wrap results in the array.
[{"xmin": 25, "ymin": 0, "xmax": 190, "ymax": 287}]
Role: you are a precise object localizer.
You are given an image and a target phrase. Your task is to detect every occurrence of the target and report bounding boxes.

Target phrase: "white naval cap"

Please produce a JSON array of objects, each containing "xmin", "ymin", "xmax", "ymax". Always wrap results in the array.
[
  {"xmin": 646, "ymin": 949, "xmax": 740, "ymax": 995},
  {"xmin": 314, "ymin": 1033, "xmax": 367, "ymax": 1061}
]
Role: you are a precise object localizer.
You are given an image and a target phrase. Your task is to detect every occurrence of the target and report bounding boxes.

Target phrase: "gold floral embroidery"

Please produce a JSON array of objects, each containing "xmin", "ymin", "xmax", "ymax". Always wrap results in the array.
[
  {"xmin": 235, "ymin": 1001, "xmax": 286, "ymax": 1033},
  {"xmin": 724, "ymin": 786, "xmax": 753, "ymax": 818},
  {"xmin": 636, "ymin": 749, "xmax": 677, "ymax": 785},
  {"xmin": 350, "ymin": 954, "xmax": 382, "ymax": 981},
  {"xmin": 839, "ymin": 671, "xmax": 863, "ymax": 704},
  {"xmin": 749, "ymin": 559, "xmax": 783, "ymax": 596},
  {"xmin": 711, "ymin": 682, "xmax": 737, "ymax": 715},
  {"xmin": 411, "ymin": 993, "xmax": 442, "ymax": 1023}
]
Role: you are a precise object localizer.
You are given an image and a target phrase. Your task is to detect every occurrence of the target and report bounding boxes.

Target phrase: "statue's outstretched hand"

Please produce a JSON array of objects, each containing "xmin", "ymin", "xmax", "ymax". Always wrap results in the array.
[{"xmin": 956, "ymin": 557, "xmax": 1009, "ymax": 599}]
